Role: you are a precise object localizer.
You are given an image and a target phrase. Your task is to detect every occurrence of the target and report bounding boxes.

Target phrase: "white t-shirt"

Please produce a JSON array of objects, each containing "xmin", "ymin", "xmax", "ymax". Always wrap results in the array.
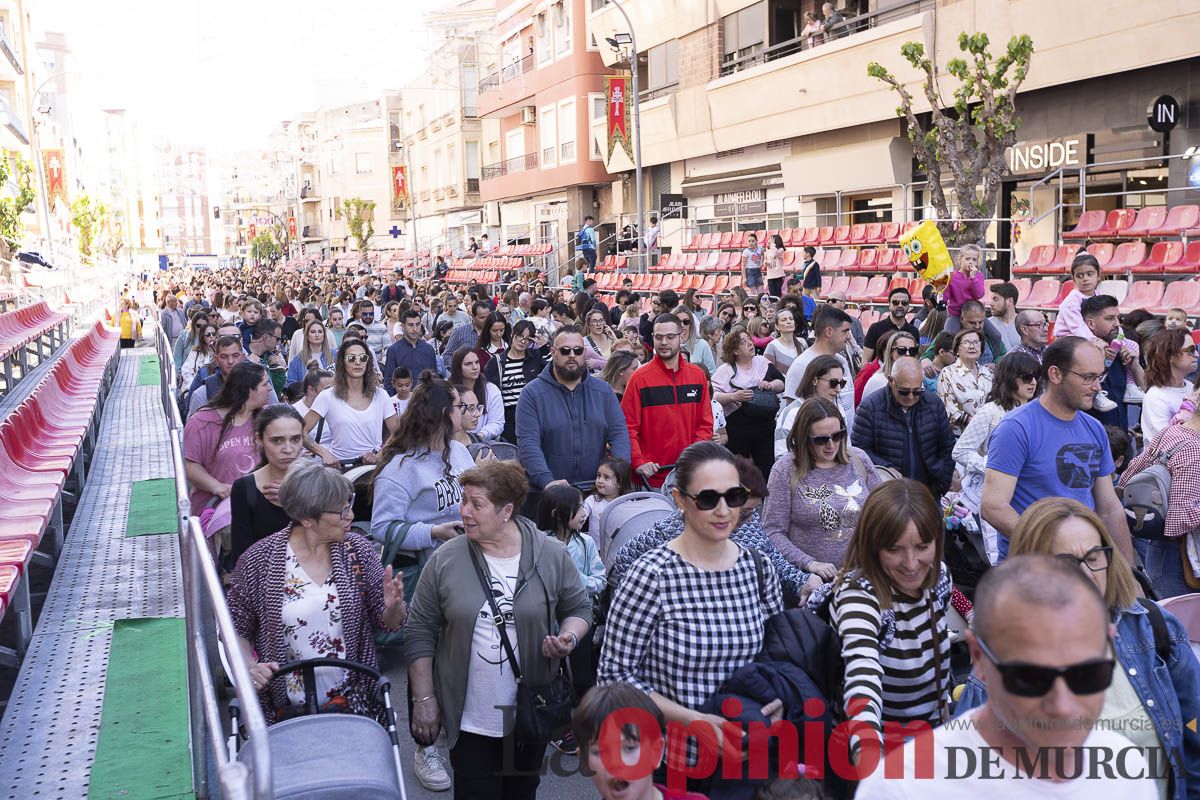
[
  {"xmin": 1142, "ymin": 384, "xmax": 1191, "ymax": 443},
  {"xmin": 459, "ymin": 551, "xmax": 522, "ymax": 737},
  {"xmin": 856, "ymin": 708, "xmax": 1157, "ymax": 799},
  {"xmin": 309, "ymin": 386, "xmax": 395, "ymax": 461},
  {"xmin": 393, "ymin": 396, "xmax": 410, "ymax": 418},
  {"xmin": 293, "ymin": 399, "xmax": 333, "ymax": 448}
]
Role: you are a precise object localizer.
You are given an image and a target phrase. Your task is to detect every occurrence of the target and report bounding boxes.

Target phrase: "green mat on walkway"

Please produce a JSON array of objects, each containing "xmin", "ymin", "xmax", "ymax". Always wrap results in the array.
[
  {"xmin": 136, "ymin": 355, "xmax": 160, "ymax": 386},
  {"xmin": 87, "ymin": 617, "xmax": 192, "ymax": 800},
  {"xmin": 125, "ymin": 479, "xmax": 178, "ymax": 537}
]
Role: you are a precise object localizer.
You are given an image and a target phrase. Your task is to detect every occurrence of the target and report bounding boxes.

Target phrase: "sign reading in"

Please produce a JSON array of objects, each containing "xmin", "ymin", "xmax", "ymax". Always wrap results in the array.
[
  {"xmin": 1004, "ymin": 135, "xmax": 1089, "ymax": 176},
  {"xmin": 605, "ymin": 75, "xmax": 633, "ymax": 164},
  {"xmin": 1147, "ymin": 95, "xmax": 1180, "ymax": 133}
]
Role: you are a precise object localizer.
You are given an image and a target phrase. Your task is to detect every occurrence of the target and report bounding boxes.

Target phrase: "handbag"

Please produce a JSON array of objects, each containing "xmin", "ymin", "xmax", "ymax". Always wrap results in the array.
[
  {"xmin": 468, "ymin": 543, "xmax": 574, "ymax": 742},
  {"xmin": 732, "ymin": 380, "xmax": 780, "ymax": 419}
]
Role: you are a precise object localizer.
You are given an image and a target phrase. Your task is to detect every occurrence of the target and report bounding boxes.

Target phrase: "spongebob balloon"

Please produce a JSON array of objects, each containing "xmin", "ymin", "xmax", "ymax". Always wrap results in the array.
[{"xmin": 899, "ymin": 220, "xmax": 953, "ymax": 292}]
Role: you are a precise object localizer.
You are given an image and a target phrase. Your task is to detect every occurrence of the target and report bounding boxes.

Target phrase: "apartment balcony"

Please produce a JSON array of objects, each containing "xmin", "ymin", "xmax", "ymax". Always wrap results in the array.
[
  {"xmin": 481, "ymin": 152, "xmax": 538, "ymax": 181},
  {"xmin": 301, "ymin": 225, "xmax": 322, "ymax": 240},
  {"xmin": 0, "ymin": 99, "xmax": 27, "ymax": 145},
  {"xmin": 466, "ymin": 178, "xmax": 480, "ymax": 194},
  {"xmin": 300, "ymin": 186, "xmax": 319, "ymax": 201},
  {"xmin": 560, "ymin": 141, "xmax": 575, "ymax": 162},
  {"xmin": 0, "ymin": 27, "xmax": 23, "ymax": 75},
  {"xmin": 478, "ymin": 54, "xmax": 533, "ymax": 94}
]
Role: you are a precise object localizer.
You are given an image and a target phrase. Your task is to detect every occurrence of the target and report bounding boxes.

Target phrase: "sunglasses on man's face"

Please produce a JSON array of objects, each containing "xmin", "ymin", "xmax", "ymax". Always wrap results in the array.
[
  {"xmin": 677, "ymin": 486, "xmax": 750, "ymax": 511},
  {"xmin": 557, "ymin": 346, "xmax": 585, "ymax": 356},
  {"xmin": 894, "ymin": 387, "xmax": 922, "ymax": 397},
  {"xmin": 809, "ymin": 429, "xmax": 846, "ymax": 447},
  {"xmin": 975, "ymin": 635, "xmax": 1115, "ymax": 698},
  {"xmin": 890, "ymin": 299, "xmax": 911, "ymax": 307}
]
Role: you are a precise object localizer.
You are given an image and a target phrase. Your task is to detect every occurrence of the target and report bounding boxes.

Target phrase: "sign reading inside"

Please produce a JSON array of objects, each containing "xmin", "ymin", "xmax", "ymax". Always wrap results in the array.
[
  {"xmin": 1005, "ymin": 135, "xmax": 1088, "ymax": 176},
  {"xmin": 1147, "ymin": 95, "xmax": 1180, "ymax": 133}
]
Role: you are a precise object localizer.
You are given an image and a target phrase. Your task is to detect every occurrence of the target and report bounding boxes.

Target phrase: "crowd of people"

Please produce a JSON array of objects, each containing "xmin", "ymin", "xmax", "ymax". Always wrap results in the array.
[{"xmin": 143, "ymin": 239, "xmax": 1200, "ymax": 799}]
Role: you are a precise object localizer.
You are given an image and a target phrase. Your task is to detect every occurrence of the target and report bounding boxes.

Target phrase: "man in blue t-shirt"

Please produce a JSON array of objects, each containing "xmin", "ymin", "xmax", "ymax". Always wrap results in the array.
[{"xmin": 981, "ymin": 336, "xmax": 1134, "ymax": 562}]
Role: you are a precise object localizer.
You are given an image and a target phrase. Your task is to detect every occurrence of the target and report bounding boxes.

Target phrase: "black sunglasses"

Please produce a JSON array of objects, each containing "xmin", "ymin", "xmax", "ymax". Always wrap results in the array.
[
  {"xmin": 975, "ymin": 635, "xmax": 1115, "ymax": 697},
  {"xmin": 891, "ymin": 346, "xmax": 920, "ymax": 357},
  {"xmin": 557, "ymin": 346, "xmax": 586, "ymax": 356},
  {"xmin": 822, "ymin": 377, "xmax": 847, "ymax": 389},
  {"xmin": 677, "ymin": 486, "xmax": 750, "ymax": 511},
  {"xmin": 809, "ymin": 429, "xmax": 847, "ymax": 446},
  {"xmin": 1018, "ymin": 372, "xmax": 1040, "ymax": 383},
  {"xmin": 890, "ymin": 299, "xmax": 911, "ymax": 307},
  {"xmin": 894, "ymin": 387, "xmax": 922, "ymax": 397}
]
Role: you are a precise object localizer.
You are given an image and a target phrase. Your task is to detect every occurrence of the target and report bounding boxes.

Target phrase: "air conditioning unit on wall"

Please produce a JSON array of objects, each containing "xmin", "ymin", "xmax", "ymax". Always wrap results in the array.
[{"xmin": 521, "ymin": 106, "xmax": 537, "ymax": 125}]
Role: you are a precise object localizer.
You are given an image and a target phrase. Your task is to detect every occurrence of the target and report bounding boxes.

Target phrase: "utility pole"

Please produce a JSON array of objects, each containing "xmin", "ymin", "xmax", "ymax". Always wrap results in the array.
[{"xmin": 605, "ymin": 0, "xmax": 644, "ymax": 273}]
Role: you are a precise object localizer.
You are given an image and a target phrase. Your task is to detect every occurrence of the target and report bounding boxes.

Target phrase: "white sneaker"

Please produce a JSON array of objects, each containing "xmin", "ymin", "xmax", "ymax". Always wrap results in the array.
[
  {"xmin": 1124, "ymin": 383, "xmax": 1146, "ymax": 403},
  {"xmin": 414, "ymin": 745, "xmax": 452, "ymax": 792},
  {"xmin": 1092, "ymin": 390, "xmax": 1118, "ymax": 413}
]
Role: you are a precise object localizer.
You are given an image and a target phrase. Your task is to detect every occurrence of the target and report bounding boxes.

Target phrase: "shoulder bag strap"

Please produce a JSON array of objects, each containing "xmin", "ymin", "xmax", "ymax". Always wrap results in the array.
[
  {"xmin": 468, "ymin": 543, "xmax": 525, "ymax": 684},
  {"xmin": 749, "ymin": 547, "xmax": 766, "ymax": 610},
  {"xmin": 927, "ymin": 588, "xmax": 950, "ymax": 725},
  {"xmin": 1138, "ymin": 597, "xmax": 1171, "ymax": 663}
]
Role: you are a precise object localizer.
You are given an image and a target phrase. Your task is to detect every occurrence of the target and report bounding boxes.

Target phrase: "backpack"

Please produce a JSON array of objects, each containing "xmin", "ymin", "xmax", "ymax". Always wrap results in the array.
[
  {"xmin": 1122, "ymin": 440, "xmax": 1187, "ymax": 541},
  {"xmin": 577, "ymin": 227, "xmax": 588, "ymax": 248}
]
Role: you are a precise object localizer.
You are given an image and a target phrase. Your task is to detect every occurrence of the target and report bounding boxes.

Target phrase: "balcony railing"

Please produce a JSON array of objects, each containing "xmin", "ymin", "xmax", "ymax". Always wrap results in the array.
[
  {"xmin": 560, "ymin": 141, "xmax": 575, "ymax": 161},
  {"xmin": 639, "ymin": 82, "xmax": 678, "ymax": 102},
  {"xmin": 466, "ymin": 178, "xmax": 480, "ymax": 193},
  {"xmin": 542, "ymin": 146, "xmax": 556, "ymax": 164},
  {"xmin": 463, "ymin": 105, "xmax": 479, "ymax": 118},
  {"xmin": 0, "ymin": 99, "xmax": 27, "ymax": 145},
  {"xmin": 301, "ymin": 225, "xmax": 321, "ymax": 239},
  {"xmin": 478, "ymin": 54, "xmax": 535, "ymax": 94},
  {"xmin": 480, "ymin": 152, "xmax": 539, "ymax": 180},
  {"xmin": 0, "ymin": 27, "xmax": 23, "ymax": 74},
  {"xmin": 719, "ymin": 0, "xmax": 930, "ymax": 77}
]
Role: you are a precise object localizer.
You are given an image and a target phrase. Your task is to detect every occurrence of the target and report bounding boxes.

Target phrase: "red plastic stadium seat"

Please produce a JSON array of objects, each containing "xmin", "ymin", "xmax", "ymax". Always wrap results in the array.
[
  {"xmin": 1118, "ymin": 206, "xmax": 1167, "ymax": 238},
  {"xmin": 1102, "ymin": 241, "xmax": 1148, "ymax": 275},
  {"xmin": 879, "ymin": 223, "xmax": 901, "ymax": 243},
  {"xmin": 865, "ymin": 276, "xmax": 890, "ymax": 302},
  {"xmin": 1153, "ymin": 205, "xmax": 1200, "ymax": 237},
  {"xmin": 828, "ymin": 276, "xmax": 851, "ymax": 297},
  {"xmin": 1063, "ymin": 210, "xmax": 1106, "ymax": 241},
  {"xmin": 833, "ymin": 226, "xmax": 851, "ymax": 245},
  {"xmin": 1010, "ymin": 278, "xmax": 1033, "ymax": 307},
  {"xmin": 799, "ymin": 228, "xmax": 820, "ymax": 246},
  {"xmin": 848, "ymin": 224, "xmax": 867, "ymax": 245},
  {"xmin": 877, "ymin": 249, "xmax": 900, "ymax": 269},
  {"xmin": 1168, "ymin": 242, "xmax": 1200, "ymax": 275},
  {"xmin": 1086, "ymin": 242, "xmax": 1115, "ymax": 271},
  {"xmin": 1133, "ymin": 241, "xmax": 1185, "ymax": 274},
  {"xmin": 1024, "ymin": 278, "xmax": 1061, "ymax": 309},
  {"xmin": 856, "ymin": 250, "xmax": 879, "ymax": 272},
  {"xmin": 1012, "ymin": 245, "xmax": 1055, "ymax": 275},
  {"xmin": 1097, "ymin": 209, "xmax": 1137, "ymax": 238},
  {"xmin": 838, "ymin": 250, "xmax": 860, "ymax": 271},
  {"xmin": 1151, "ymin": 280, "xmax": 1200, "ymax": 315},
  {"xmin": 1119, "ymin": 281, "xmax": 1166, "ymax": 313},
  {"xmin": 863, "ymin": 223, "xmax": 884, "ymax": 244},
  {"xmin": 816, "ymin": 227, "xmax": 835, "ymax": 245},
  {"xmin": 845, "ymin": 277, "xmax": 870, "ymax": 302}
]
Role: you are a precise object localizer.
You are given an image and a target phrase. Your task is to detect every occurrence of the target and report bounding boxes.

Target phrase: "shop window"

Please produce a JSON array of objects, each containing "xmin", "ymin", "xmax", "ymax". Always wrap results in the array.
[{"xmin": 721, "ymin": 2, "xmax": 765, "ymax": 75}]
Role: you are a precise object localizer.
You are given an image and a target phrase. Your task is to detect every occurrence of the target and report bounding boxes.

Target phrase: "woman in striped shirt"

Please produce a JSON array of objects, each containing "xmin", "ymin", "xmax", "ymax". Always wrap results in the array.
[{"xmin": 810, "ymin": 478, "xmax": 952, "ymax": 761}]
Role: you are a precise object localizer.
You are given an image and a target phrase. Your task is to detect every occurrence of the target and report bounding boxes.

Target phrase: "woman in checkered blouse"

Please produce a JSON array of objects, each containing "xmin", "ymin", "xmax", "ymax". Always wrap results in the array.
[{"xmin": 598, "ymin": 441, "xmax": 785, "ymax": 757}]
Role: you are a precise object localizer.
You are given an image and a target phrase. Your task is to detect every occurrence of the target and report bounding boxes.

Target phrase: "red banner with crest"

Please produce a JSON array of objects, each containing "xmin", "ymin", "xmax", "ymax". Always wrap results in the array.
[{"xmin": 605, "ymin": 75, "xmax": 633, "ymax": 164}]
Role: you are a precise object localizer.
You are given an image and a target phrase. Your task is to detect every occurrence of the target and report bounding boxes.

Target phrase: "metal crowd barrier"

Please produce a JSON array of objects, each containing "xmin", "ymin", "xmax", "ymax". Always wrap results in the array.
[{"xmin": 154, "ymin": 327, "xmax": 273, "ymax": 799}]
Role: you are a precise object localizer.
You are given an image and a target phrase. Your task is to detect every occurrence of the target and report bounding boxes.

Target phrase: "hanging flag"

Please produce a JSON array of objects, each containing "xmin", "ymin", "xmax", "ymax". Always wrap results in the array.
[
  {"xmin": 43, "ymin": 149, "xmax": 66, "ymax": 210},
  {"xmin": 392, "ymin": 165, "xmax": 407, "ymax": 210},
  {"xmin": 288, "ymin": 215, "xmax": 297, "ymax": 238},
  {"xmin": 605, "ymin": 75, "xmax": 633, "ymax": 164}
]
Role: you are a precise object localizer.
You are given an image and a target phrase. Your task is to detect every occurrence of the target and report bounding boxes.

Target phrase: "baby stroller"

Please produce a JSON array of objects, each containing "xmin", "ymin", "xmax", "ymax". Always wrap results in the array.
[
  {"xmin": 595, "ymin": 491, "xmax": 676, "ymax": 567},
  {"xmin": 468, "ymin": 440, "xmax": 519, "ymax": 462},
  {"xmin": 634, "ymin": 463, "xmax": 679, "ymax": 509},
  {"xmin": 230, "ymin": 657, "xmax": 409, "ymax": 800}
]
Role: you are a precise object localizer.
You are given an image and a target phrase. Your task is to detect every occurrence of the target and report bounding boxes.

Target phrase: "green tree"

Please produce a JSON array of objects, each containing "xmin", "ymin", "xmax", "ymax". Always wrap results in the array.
[
  {"xmin": 342, "ymin": 198, "xmax": 375, "ymax": 257},
  {"xmin": 868, "ymin": 32, "xmax": 1034, "ymax": 248},
  {"xmin": 0, "ymin": 153, "xmax": 35, "ymax": 272},
  {"xmin": 70, "ymin": 194, "xmax": 108, "ymax": 264},
  {"xmin": 250, "ymin": 229, "xmax": 281, "ymax": 266}
]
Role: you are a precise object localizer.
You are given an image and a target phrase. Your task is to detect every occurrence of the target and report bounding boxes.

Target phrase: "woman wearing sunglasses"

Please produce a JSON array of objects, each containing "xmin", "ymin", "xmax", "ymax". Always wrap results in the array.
[
  {"xmin": 303, "ymin": 340, "xmax": 399, "ymax": 467},
  {"xmin": 858, "ymin": 330, "xmax": 920, "ymax": 407},
  {"xmin": 600, "ymin": 442, "xmax": 784, "ymax": 779},
  {"xmin": 773, "ymin": 355, "xmax": 847, "ymax": 460},
  {"xmin": 956, "ymin": 498, "xmax": 1200, "ymax": 800},
  {"xmin": 1141, "ymin": 328, "xmax": 1200, "ymax": 442},
  {"xmin": 952, "ymin": 351, "xmax": 1041, "ymax": 563},
  {"xmin": 936, "ymin": 328, "xmax": 994, "ymax": 436},
  {"xmin": 808, "ymin": 479, "xmax": 952, "ymax": 761},
  {"xmin": 764, "ymin": 397, "xmax": 879, "ymax": 596},
  {"xmin": 712, "ymin": 328, "xmax": 786, "ymax": 480},
  {"xmin": 180, "ymin": 323, "xmax": 219, "ymax": 391}
]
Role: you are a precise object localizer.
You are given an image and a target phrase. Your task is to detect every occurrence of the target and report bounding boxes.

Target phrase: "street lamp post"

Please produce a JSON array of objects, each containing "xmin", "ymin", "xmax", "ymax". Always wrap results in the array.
[{"xmin": 605, "ymin": 0, "xmax": 645, "ymax": 273}]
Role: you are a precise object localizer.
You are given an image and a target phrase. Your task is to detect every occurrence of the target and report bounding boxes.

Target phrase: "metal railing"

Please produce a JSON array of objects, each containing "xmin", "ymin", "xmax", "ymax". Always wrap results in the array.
[
  {"xmin": 560, "ymin": 141, "xmax": 576, "ymax": 161},
  {"xmin": 478, "ymin": 54, "xmax": 534, "ymax": 94},
  {"xmin": 481, "ymin": 152, "xmax": 539, "ymax": 180},
  {"xmin": 154, "ymin": 326, "xmax": 272, "ymax": 800},
  {"xmin": 719, "ymin": 0, "xmax": 932, "ymax": 77}
]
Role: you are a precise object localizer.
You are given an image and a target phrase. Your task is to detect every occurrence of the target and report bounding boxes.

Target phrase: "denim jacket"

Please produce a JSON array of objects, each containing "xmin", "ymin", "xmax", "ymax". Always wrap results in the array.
[{"xmin": 955, "ymin": 602, "xmax": 1200, "ymax": 800}]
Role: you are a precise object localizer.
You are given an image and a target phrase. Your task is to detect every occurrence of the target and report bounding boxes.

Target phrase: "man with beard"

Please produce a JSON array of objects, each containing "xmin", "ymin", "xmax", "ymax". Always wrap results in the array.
[
  {"xmin": 621, "ymin": 314, "xmax": 713, "ymax": 488},
  {"xmin": 1081, "ymin": 293, "xmax": 1142, "ymax": 431},
  {"xmin": 516, "ymin": 325, "xmax": 630, "ymax": 497}
]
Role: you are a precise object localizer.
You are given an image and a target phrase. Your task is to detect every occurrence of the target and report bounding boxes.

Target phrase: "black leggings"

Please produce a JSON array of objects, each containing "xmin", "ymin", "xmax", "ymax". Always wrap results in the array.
[
  {"xmin": 449, "ymin": 731, "xmax": 546, "ymax": 800},
  {"xmin": 724, "ymin": 409, "xmax": 777, "ymax": 483}
]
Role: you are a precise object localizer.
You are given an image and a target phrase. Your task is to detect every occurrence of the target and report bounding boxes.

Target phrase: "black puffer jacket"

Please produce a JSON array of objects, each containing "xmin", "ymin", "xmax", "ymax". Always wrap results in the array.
[{"xmin": 851, "ymin": 388, "xmax": 956, "ymax": 496}]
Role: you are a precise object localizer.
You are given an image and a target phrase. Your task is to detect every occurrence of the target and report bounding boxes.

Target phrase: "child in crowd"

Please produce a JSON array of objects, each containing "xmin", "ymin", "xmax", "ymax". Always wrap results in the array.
[
  {"xmin": 573, "ymin": 683, "xmax": 711, "ymax": 800},
  {"xmin": 1105, "ymin": 424, "xmax": 1133, "ymax": 481},
  {"xmin": 1166, "ymin": 307, "xmax": 1192, "ymax": 334},
  {"xmin": 391, "ymin": 367, "xmax": 412, "ymax": 417},
  {"xmin": 1053, "ymin": 252, "xmax": 1138, "ymax": 411},
  {"xmin": 924, "ymin": 331, "xmax": 957, "ymax": 394},
  {"xmin": 942, "ymin": 244, "xmax": 984, "ymax": 333},
  {"xmin": 585, "ymin": 456, "xmax": 633, "ymax": 530},
  {"xmin": 538, "ymin": 484, "xmax": 606, "ymax": 755}
]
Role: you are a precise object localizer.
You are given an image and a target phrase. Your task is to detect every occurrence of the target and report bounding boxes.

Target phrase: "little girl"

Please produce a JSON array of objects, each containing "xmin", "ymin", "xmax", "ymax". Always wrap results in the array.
[
  {"xmin": 942, "ymin": 244, "xmax": 984, "ymax": 333},
  {"xmin": 583, "ymin": 456, "xmax": 633, "ymax": 531},
  {"xmin": 537, "ymin": 484, "xmax": 606, "ymax": 754}
]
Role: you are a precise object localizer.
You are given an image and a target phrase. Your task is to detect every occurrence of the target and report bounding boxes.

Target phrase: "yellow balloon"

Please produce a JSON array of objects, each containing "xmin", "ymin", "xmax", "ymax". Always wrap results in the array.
[{"xmin": 898, "ymin": 220, "xmax": 953, "ymax": 291}]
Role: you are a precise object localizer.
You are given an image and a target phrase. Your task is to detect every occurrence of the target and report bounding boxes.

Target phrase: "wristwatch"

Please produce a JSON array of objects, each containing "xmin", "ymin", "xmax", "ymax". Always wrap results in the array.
[{"xmin": 563, "ymin": 631, "xmax": 579, "ymax": 650}]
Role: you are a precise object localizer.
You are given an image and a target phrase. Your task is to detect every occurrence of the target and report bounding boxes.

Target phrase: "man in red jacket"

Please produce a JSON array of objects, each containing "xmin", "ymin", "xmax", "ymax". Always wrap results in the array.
[{"xmin": 621, "ymin": 314, "xmax": 714, "ymax": 488}]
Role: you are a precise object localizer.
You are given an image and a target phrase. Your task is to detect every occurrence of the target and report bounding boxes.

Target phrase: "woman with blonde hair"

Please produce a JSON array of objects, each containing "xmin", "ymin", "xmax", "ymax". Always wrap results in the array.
[
  {"xmin": 286, "ymin": 318, "xmax": 336, "ymax": 384},
  {"xmin": 957, "ymin": 497, "xmax": 1200, "ymax": 800}
]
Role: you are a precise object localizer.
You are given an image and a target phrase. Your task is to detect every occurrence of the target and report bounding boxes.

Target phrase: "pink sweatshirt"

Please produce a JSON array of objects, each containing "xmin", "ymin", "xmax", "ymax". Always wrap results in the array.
[{"xmin": 943, "ymin": 270, "xmax": 984, "ymax": 317}]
